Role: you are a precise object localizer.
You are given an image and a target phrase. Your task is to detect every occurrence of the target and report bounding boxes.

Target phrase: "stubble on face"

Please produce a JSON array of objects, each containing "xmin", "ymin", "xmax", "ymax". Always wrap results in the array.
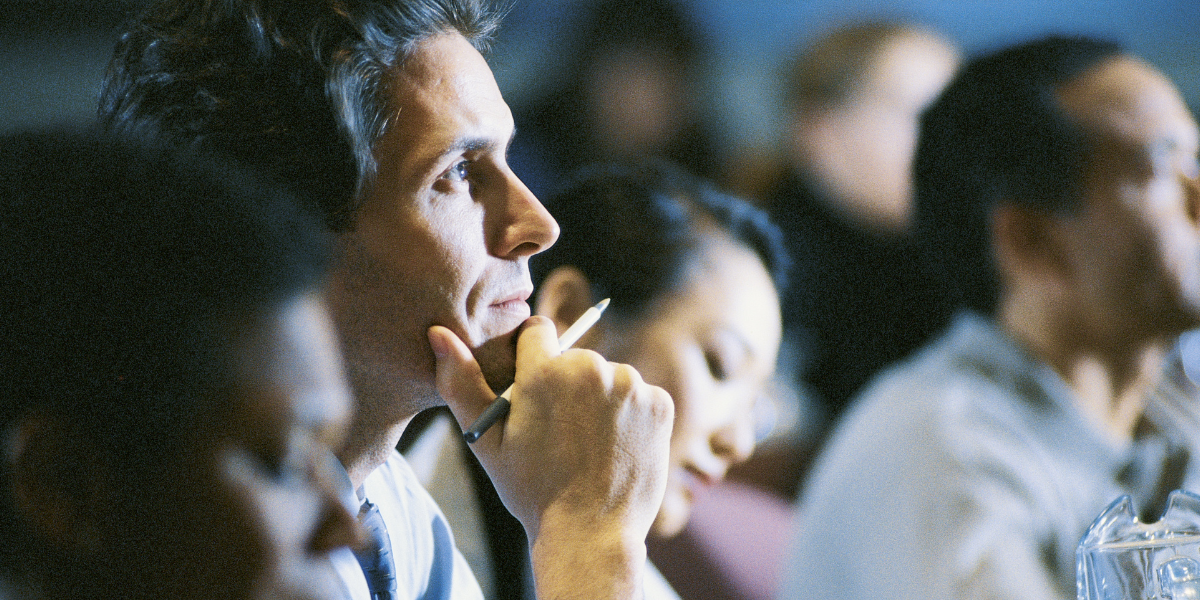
[{"xmin": 328, "ymin": 34, "xmax": 546, "ymax": 423}]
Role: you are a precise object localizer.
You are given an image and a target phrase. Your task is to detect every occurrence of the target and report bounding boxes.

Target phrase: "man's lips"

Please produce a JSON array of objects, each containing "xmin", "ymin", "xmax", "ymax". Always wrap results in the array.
[
  {"xmin": 490, "ymin": 289, "xmax": 532, "ymax": 313},
  {"xmin": 492, "ymin": 298, "xmax": 529, "ymax": 311}
]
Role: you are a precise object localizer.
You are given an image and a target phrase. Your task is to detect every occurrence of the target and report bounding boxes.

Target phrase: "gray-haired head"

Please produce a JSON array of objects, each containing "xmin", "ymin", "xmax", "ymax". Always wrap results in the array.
[{"xmin": 100, "ymin": 0, "xmax": 507, "ymax": 230}]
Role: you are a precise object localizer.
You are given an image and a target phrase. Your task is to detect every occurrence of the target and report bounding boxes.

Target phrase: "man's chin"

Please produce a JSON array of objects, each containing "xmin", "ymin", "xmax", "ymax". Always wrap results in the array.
[{"xmin": 472, "ymin": 332, "xmax": 518, "ymax": 395}]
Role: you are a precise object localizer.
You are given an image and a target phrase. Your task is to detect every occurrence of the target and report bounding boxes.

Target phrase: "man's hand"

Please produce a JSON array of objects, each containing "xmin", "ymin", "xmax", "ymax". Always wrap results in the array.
[{"xmin": 428, "ymin": 316, "xmax": 673, "ymax": 599}]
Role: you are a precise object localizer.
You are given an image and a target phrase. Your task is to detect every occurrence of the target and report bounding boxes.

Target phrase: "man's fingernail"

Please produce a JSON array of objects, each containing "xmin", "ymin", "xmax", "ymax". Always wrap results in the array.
[{"xmin": 520, "ymin": 315, "xmax": 550, "ymax": 332}]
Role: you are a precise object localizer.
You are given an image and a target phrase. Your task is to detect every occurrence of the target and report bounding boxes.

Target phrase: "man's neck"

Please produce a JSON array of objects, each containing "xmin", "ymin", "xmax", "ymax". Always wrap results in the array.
[
  {"xmin": 999, "ymin": 295, "xmax": 1170, "ymax": 444},
  {"xmin": 338, "ymin": 414, "xmax": 414, "ymax": 490},
  {"xmin": 333, "ymin": 349, "xmax": 451, "ymax": 488}
]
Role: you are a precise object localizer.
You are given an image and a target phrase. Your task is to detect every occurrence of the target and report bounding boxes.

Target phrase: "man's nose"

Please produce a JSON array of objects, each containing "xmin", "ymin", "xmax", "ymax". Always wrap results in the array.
[{"xmin": 487, "ymin": 170, "xmax": 560, "ymax": 258}]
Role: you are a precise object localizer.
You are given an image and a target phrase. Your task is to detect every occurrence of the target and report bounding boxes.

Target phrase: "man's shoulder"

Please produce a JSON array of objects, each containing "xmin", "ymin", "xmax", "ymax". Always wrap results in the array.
[
  {"xmin": 819, "ymin": 313, "xmax": 1049, "ymax": 476},
  {"xmin": 821, "ymin": 310, "xmax": 1105, "ymax": 506},
  {"xmin": 847, "ymin": 315, "xmax": 993, "ymax": 399},
  {"xmin": 856, "ymin": 312, "xmax": 1032, "ymax": 401}
]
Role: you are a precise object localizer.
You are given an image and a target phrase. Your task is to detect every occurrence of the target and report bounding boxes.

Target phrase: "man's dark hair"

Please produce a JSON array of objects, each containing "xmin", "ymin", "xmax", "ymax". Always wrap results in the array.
[
  {"xmin": 0, "ymin": 128, "xmax": 329, "ymax": 595},
  {"xmin": 99, "ymin": 0, "xmax": 506, "ymax": 231},
  {"xmin": 533, "ymin": 160, "xmax": 790, "ymax": 321},
  {"xmin": 913, "ymin": 35, "xmax": 1122, "ymax": 315}
]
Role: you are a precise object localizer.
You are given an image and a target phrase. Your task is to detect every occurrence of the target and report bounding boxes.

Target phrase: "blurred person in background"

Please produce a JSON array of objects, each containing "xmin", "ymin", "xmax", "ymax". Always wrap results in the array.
[
  {"xmin": 0, "ymin": 129, "xmax": 356, "ymax": 600},
  {"xmin": 780, "ymin": 35, "xmax": 1200, "ymax": 600},
  {"xmin": 733, "ymin": 22, "xmax": 960, "ymax": 501},
  {"xmin": 509, "ymin": 0, "xmax": 724, "ymax": 197}
]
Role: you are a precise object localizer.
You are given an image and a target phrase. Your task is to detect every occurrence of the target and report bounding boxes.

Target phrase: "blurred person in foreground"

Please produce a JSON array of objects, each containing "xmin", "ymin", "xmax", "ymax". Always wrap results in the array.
[
  {"xmin": 780, "ymin": 35, "xmax": 1200, "ymax": 600},
  {"xmin": 0, "ymin": 129, "xmax": 357, "ymax": 600},
  {"xmin": 756, "ymin": 23, "xmax": 960, "ymax": 498},
  {"xmin": 100, "ymin": 1, "xmax": 675, "ymax": 598}
]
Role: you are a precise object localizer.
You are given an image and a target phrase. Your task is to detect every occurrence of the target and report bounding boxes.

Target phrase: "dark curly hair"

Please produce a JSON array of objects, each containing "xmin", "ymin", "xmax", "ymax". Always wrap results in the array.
[{"xmin": 99, "ymin": 0, "xmax": 506, "ymax": 231}]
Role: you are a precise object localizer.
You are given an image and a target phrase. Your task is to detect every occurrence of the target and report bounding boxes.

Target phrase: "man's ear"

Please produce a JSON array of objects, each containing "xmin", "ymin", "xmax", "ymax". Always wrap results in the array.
[
  {"xmin": 991, "ymin": 203, "xmax": 1072, "ymax": 289},
  {"xmin": 534, "ymin": 266, "xmax": 606, "ymax": 349},
  {"xmin": 8, "ymin": 413, "xmax": 103, "ymax": 553}
]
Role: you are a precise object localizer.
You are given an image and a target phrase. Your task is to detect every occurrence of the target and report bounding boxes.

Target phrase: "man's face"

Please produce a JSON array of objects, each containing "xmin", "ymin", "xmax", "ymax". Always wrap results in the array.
[
  {"xmin": 1056, "ymin": 56, "xmax": 1200, "ymax": 344},
  {"xmin": 328, "ymin": 33, "xmax": 559, "ymax": 407}
]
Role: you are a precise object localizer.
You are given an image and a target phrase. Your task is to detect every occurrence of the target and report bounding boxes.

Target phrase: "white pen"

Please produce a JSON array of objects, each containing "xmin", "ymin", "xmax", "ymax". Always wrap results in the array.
[{"xmin": 462, "ymin": 298, "xmax": 610, "ymax": 443}]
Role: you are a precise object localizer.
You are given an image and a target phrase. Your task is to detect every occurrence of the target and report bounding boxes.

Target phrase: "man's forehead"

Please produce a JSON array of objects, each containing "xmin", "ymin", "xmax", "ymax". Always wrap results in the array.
[
  {"xmin": 373, "ymin": 33, "xmax": 513, "ymax": 170},
  {"xmin": 389, "ymin": 33, "xmax": 505, "ymax": 114},
  {"xmin": 1058, "ymin": 56, "xmax": 1197, "ymax": 150}
]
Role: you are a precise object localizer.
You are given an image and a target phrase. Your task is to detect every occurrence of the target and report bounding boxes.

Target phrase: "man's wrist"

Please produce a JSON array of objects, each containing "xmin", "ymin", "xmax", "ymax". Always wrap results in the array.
[{"xmin": 528, "ymin": 512, "xmax": 648, "ymax": 600}]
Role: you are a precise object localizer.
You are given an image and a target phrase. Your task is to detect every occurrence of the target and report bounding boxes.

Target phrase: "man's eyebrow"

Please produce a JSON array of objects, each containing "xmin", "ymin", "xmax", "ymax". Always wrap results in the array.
[{"xmin": 441, "ymin": 129, "xmax": 519, "ymax": 158}]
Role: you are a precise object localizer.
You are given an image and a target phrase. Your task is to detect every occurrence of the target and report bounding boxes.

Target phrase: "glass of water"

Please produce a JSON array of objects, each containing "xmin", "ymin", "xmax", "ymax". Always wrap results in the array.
[{"xmin": 1078, "ymin": 490, "xmax": 1200, "ymax": 600}]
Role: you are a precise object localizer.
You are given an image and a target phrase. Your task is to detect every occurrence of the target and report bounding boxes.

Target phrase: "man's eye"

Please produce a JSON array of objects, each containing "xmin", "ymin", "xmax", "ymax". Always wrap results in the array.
[{"xmin": 443, "ymin": 161, "xmax": 470, "ymax": 182}]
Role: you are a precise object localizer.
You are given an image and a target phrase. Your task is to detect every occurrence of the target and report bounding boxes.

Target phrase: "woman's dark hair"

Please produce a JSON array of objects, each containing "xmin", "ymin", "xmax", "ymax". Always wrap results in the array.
[
  {"xmin": 533, "ymin": 160, "xmax": 789, "ymax": 320},
  {"xmin": 0, "ymin": 128, "xmax": 330, "ymax": 594},
  {"xmin": 913, "ymin": 35, "xmax": 1122, "ymax": 315}
]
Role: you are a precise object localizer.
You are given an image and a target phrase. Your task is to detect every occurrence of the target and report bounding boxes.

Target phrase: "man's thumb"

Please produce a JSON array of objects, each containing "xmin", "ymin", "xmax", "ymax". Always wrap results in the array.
[{"xmin": 427, "ymin": 325, "xmax": 496, "ymax": 433}]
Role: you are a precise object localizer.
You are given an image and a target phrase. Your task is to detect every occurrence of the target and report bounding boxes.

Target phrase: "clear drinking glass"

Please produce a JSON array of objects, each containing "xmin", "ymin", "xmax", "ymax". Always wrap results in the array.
[{"xmin": 1077, "ymin": 490, "xmax": 1200, "ymax": 600}]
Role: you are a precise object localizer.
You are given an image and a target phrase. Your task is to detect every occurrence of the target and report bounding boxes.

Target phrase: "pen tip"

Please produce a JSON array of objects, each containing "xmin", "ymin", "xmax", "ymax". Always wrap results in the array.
[{"xmin": 597, "ymin": 298, "xmax": 610, "ymax": 312}]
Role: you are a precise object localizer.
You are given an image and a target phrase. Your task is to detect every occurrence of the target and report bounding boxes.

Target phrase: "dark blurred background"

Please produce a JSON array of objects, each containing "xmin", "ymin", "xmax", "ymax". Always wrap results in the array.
[
  {"xmin": 6, "ymin": 0, "xmax": 1195, "ymax": 144},
  {"xmin": 495, "ymin": 0, "xmax": 1199, "ymax": 172}
]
